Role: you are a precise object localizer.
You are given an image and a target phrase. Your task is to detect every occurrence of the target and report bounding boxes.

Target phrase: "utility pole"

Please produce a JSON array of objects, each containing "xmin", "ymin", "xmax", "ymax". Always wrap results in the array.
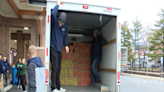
[{"xmin": 134, "ymin": 24, "xmax": 136, "ymax": 70}]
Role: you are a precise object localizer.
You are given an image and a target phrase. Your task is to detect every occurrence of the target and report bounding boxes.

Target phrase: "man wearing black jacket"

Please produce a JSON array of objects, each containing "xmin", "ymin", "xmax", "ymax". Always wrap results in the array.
[{"xmin": 3, "ymin": 57, "xmax": 10, "ymax": 86}]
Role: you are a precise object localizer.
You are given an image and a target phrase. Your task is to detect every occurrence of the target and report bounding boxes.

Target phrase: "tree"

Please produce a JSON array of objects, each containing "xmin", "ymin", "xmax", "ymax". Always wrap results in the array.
[
  {"xmin": 121, "ymin": 21, "xmax": 133, "ymax": 65},
  {"xmin": 146, "ymin": 9, "xmax": 164, "ymax": 64},
  {"xmin": 132, "ymin": 17, "xmax": 143, "ymax": 69}
]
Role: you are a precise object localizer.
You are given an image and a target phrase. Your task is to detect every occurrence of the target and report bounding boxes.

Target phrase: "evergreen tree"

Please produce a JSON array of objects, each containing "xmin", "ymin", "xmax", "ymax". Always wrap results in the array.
[
  {"xmin": 132, "ymin": 17, "xmax": 143, "ymax": 69},
  {"xmin": 147, "ymin": 9, "xmax": 164, "ymax": 62},
  {"xmin": 121, "ymin": 21, "xmax": 133, "ymax": 62}
]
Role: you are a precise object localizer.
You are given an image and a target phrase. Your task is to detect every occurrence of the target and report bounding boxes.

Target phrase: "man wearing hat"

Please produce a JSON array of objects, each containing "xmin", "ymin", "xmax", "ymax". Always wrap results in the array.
[{"xmin": 50, "ymin": 0, "xmax": 68, "ymax": 92}]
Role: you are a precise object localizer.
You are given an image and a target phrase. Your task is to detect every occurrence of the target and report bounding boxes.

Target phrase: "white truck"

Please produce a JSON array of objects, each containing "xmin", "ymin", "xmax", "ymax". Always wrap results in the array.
[
  {"xmin": 28, "ymin": 0, "xmax": 121, "ymax": 92},
  {"xmin": 121, "ymin": 47, "xmax": 128, "ymax": 72}
]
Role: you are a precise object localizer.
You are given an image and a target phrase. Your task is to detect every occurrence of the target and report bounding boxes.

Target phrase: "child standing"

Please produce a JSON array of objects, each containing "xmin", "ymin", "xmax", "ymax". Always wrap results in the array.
[
  {"xmin": 16, "ymin": 57, "xmax": 22, "ymax": 89},
  {"xmin": 18, "ymin": 58, "xmax": 26, "ymax": 92},
  {"xmin": 27, "ymin": 45, "xmax": 43, "ymax": 92}
]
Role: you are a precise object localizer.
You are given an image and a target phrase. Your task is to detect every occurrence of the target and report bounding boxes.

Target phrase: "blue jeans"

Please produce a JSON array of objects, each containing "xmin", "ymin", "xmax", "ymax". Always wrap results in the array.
[{"xmin": 91, "ymin": 57, "xmax": 101, "ymax": 84}]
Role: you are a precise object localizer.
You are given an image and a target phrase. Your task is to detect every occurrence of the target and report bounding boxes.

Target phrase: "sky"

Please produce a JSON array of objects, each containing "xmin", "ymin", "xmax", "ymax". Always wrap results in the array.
[{"xmin": 60, "ymin": 0, "xmax": 164, "ymax": 29}]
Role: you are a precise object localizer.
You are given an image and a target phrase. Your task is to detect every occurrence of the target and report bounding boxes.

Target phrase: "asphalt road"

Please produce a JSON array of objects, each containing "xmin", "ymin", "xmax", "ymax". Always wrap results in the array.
[{"xmin": 120, "ymin": 75, "xmax": 164, "ymax": 92}]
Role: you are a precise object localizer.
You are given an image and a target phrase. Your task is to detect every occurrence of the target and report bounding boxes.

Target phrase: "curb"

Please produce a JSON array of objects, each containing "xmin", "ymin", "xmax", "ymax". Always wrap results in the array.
[
  {"xmin": 1, "ymin": 84, "xmax": 13, "ymax": 92},
  {"xmin": 121, "ymin": 73, "xmax": 164, "ymax": 81}
]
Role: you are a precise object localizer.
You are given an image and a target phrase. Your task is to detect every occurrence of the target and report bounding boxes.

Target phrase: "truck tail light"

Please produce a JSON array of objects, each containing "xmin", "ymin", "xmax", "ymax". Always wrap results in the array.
[
  {"xmin": 45, "ymin": 69, "xmax": 49, "ymax": 79},
  {"xmin": 83, "ymin": 5, "xmax": 88, "ymax": 9}
]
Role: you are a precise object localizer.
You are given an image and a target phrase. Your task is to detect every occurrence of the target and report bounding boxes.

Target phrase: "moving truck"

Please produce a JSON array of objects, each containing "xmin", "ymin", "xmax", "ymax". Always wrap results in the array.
[
  {"xmin": 121, "ymin": 47, "xmax": 128, "ymax": 72},
  {"xmin": 28, "ymin": 0, "xmax": 121, "ymax": 92}
]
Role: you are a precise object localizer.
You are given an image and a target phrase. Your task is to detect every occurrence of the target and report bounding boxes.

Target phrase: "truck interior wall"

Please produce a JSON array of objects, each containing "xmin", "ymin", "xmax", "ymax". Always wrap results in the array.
[
  {"xmin": 67, "ymin": 36, "xmax": 93, "ymax": 43},
  {"xmin": 99, "ymin": 17, "xmax": 117, "ymax": 92}
]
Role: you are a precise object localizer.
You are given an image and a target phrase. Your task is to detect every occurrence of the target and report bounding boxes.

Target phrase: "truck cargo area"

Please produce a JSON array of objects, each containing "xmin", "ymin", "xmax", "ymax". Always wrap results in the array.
[{"xmin": 49, "ymin": 10, "xmax": 118, "ymax": 92}]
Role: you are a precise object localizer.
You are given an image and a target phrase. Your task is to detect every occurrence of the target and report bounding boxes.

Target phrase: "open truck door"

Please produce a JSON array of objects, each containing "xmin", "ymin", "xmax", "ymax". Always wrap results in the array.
[{"xmin": 28, "ymin": 0, "xmax": 121, "ymax": 92}]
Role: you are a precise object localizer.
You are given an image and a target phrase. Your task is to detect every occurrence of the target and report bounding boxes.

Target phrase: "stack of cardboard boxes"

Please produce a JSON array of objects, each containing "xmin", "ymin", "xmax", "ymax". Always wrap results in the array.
[
  {"xmin": 60, "ymin": 42, "xmax": 92, "ymax": 86},
  {"xmin": 0, "ymin": 74, "xmax": 3, "ymax": 90}
]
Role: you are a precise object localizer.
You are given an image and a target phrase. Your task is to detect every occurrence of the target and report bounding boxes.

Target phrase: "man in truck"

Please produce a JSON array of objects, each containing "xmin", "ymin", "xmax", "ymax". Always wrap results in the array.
[
  {"xmin": 50, "ymin": 0, "xmax": 69, "ymax": 92},
  {"xmin": 90, "ymin": 29, "xmax": 107, "ymax": 86}
]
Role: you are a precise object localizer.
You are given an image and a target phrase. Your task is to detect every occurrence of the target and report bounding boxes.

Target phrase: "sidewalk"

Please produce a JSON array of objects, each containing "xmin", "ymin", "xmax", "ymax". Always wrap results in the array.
[
  {"xmin": 7, "ymin": 86, "xmax": 27, "ymax": 92},
  {"xmin": 121, "ymin": 73, "xmax": 164, "ymax": 81}
]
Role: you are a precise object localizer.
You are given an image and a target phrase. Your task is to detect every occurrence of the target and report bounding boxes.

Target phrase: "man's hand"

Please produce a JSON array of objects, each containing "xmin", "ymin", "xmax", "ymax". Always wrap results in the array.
[
  {"xmin": 3, "ymin": 67, "xmax": 5, "ymax": 69},
  {"xmin": 7, "ymin": 70, "xmax": 9, "ymax": 72},
  {"xmin": 57, "ymin": 0, "xmax": 61, "ymax": 6},
  {"xmin": 65, "ymin": 46, "xmax": 69, "ymax": 53}
]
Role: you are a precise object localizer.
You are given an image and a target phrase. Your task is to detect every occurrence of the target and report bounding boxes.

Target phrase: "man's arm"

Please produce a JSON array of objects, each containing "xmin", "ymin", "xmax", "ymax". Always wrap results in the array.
[
  {"xmin": 51, "ymin": 0, "xmax": 61, "ymax": 17},
  {"xmin": 28, "ymin": 63, "xmax": 36, "ymax": 88},
  {"xmin": 7, "ymin": 60, "xmax": 10, "ymax": 71}
]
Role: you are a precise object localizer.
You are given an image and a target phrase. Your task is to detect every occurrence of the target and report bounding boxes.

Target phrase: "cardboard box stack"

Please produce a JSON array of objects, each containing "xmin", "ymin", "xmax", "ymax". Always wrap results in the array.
[{"xmin": 60, "ymin": 42, "xmax": 92, "ymax": 86}]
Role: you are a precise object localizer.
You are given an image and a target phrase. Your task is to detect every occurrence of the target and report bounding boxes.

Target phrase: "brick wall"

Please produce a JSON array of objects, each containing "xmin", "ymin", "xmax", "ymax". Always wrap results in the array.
[{"xmin": 0, "ymin": 15, "xmax": 46, "ymax": 65}]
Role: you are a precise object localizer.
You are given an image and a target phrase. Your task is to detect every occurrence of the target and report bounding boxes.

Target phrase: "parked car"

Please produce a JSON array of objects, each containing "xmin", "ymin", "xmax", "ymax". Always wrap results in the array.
[{"xmin": 151, "ymin": 64, "xmax": 159, "ymax": 68}]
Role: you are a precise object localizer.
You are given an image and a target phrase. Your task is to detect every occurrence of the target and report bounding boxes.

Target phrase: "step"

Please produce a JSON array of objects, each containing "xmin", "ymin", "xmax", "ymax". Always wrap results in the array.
[{"xmin": 94, "ymin": 83, "xmax": 110, "ymax": 92}]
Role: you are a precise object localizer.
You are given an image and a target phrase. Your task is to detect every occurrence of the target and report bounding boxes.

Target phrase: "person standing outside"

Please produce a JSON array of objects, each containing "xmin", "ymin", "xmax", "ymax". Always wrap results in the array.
[
  {"xmin": 16, "ymin": 57, "xmax": 22, "ymax": 89},
  {"xmin": 50, "ymin": 0, "xmax": 69, "ymax": 92},
  {"xmin": 18, "ymin": 58, "xmax": 26, "ymax": 92},
  {"xmin": 3, "ymin": 57, "xmax": 10, "ymax": 86}
]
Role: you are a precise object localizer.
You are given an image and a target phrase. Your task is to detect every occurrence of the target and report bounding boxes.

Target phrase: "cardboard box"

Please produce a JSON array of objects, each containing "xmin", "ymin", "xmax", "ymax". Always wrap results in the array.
[
  {"xmin": 61, "ymin": 61, "xmax": 65, "ymax": 68},
  {"xmin": 73, "ymin": 70, "xmax": 78, "ymax": 77},
  {"xmin": 74, "ymin": 49, "xmax": 79, "ymax": 56},
  {"xmin": 69, "ymin": 46, "xmax": 74, "ymax": 53},
  {"xmin": 87, "ymin": 79, "xmax": 92, "ymax": 85},
  {"xmin": 73, "ymin": 77, "xmax": 77, "ymax": 85},
  {"xmin": 79, "ymin": 43, "xmax": 84, "ymax": 49},
  {"xmin": 64, "ymin": 53, "xmax": 69, "ymax": 60},
  {"xmin": 60, "ymin": 69, "xmax": 65, "ymax": 77},
  {"xmin": 73, "ymin": 42, "xmax": 79, "ymax": 49},
  {"xmin": 84, "ymin": 50, "xmax": 90, "ymax": 57},
  {"xmin": 78, "ymin": 72, "xmax": 83, "ymax": 78},
  {"xmin": 65, "ymin": 77, "xmax": 69, "ymax": 85},
  {"xmin": 69, "ymin": 77, "xmax": 73, "ymax": 85},
  {"xmin": 69, "ymin": 60, "xmax": 73, "ymax": 68},
  {"xmin": 69, "ymin": 69, "xmax": 73, "ymax": 77},
  {"xmin": 86, "ymin": 58, "xmax": 92, "ymax": 64},
  {"xmin": 77, "ymin": 78, "xmax": 83, "ymax": 85},
  {"xmin": 88, "ymin": 67, "xmax": 92, "ymax": 71},
  {"xmin": 69, "ymin": 53, "xmax": 74, "ymax": 60},
  {"xmin": 83, "ymin": 72, "xmax": 88, "ymax": 78},
  {"xmin": 73, "ymin": 63, "xmax": 78, "ymax": 70},
  {"xmin": 83, "ymin": 65, "xmax": 88, "ymax": 71},
  {"xmin": 79, "ymin": 57, "xmax": 84, "ymax": 64},
  {"xmin": 74, "ymin": 56, "xmax": 79, "ymax": 63},
  {"xmin": 83, "ymin": 43, "xmax": 88, "ymax": 50},
  {"xmin": 88, "ymin": 72, "xmax": 92, "ymax": 78},
  {"xmin": 65, "ymin": 69, "xmax": 68, "ymax": 77},
  {"xmin": 60, "ymin": 77, "xmax": 65, "ymax": 85},
  {"xmin": 83, "ymin": 79, "xmax": 87, "ymax": 86},
  {"xmin": 65, "ymin": 61, "xmax": 69, "ymax": 68},
  {"xmin": 78, "ymin": 64, "xmax": 83, "ymax": 71},
  {"xmin": 79, "ymin": 50, "xmax": 84, "ymax": 57},
  {"xmin": 88, "ymin": 44, "xmax": 92, "ymax": 50}
]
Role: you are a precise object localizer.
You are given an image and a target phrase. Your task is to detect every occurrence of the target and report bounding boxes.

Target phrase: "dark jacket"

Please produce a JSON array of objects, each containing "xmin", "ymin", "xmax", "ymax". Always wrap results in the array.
[
  {"xmin": 3, "ymin": 59, "xmax": 10, "ymax": 73},
  {"xmin": 50, "ymin": 5, "xmax": 68, "ymax": 52},
  {"xmin": 92, "ymin": 36, "xmax": 102, "ymax": 58},
  {"xmin": 0, "ymin": 59, "xmax": 5, "ymax": 75},
  {"xmin": 27, "ymin": 56, "xmax": 43, "ymax": 92}
]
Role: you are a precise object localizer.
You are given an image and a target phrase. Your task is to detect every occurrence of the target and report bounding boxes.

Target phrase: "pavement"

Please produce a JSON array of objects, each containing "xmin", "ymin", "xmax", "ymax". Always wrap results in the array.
[
  {"xmin": 120, "ymin": 75, "xmax": 164, "ymax": 92},
  {"xmin": 7, "ymin": 73, "xmax": 164, "ymax": 92},
  {"xmin": 121, "ymin": 73, "xmax": 164, "ymax": 81}
]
